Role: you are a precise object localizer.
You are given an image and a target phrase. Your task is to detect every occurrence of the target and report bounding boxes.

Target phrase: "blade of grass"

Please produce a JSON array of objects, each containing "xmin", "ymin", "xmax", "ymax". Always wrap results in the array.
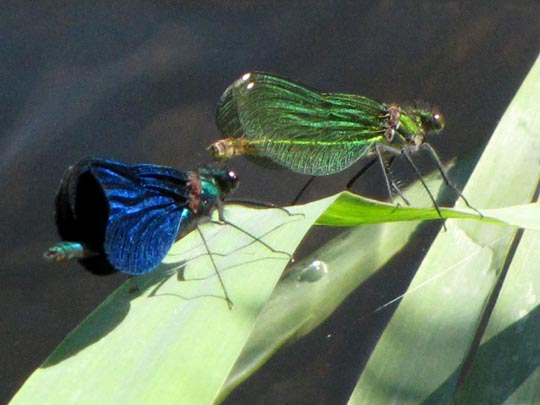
[
  {"xmin": 218, "ymin": 174, "xmax": 540, "ymax": 400},
  {"xmin": 9, "ymin": 200, "xmax": 334, "ymax": 405},
  {"xmin": 348, "ymin": 52, "xmax": 540, "ymax": 403},
  {"xmin": 217, "ymin": 170, "xmax": 447, "ymax": 401},
  {"xmin": 454, "ymin": 227, "xmax": 540, "ymax": 403},
  {"xmin": 316, "ymin": 191, "xmax": 540, "ymax": 229},
  {"xmin": 13, "ymin": 180, "xmax": 540, "ymax": 403}
]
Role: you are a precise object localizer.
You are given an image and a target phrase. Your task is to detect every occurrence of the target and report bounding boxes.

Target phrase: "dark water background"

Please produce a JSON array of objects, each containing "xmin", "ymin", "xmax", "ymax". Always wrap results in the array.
[{"xmin": 1, "ymin": 2, "xmax": 539, "ymax": 403}]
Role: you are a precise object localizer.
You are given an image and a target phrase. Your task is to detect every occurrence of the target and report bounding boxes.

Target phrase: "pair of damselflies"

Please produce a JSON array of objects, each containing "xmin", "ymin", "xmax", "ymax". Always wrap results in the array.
[{"xmin": 45, "ymin": 72, "xmax": 477, "ymax": 307}]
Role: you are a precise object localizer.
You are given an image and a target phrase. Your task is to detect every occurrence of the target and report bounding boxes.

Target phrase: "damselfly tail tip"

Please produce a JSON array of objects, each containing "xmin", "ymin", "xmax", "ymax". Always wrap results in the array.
[
  {"xmin": 207, "ymin": 141, "xmax": 223, "ymax": 160},
  {"xmin": 43, "ymin": 241, "xmax": 88, "ymax": 262},
  {"xmin": 43, "ymin": 246, "xmax": 65, "ymax": 262}
]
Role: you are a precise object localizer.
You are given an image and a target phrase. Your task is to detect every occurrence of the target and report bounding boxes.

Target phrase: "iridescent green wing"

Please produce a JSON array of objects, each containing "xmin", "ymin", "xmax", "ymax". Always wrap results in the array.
[{"xmin": 216, "ymin": 72, "xmax": 386, "ymax": 175}]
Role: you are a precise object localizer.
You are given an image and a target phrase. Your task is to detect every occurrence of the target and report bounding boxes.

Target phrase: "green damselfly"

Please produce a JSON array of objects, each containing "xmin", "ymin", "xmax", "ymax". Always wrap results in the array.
[{"xmin": 209, "ymin": 72, "xmax": 478, "ymax": 219}]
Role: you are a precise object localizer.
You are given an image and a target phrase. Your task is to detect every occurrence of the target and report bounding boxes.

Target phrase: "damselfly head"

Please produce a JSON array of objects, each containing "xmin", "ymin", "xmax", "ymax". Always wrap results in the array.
[
  {"xmin": 430, "ymin": 111, "xmax": 445, "ymax": 132},
  {"xmin": 422, "ymin": 110, "xmax": 445, "ymax": 133},
  {"xmin": 214, "ymin": 169, "xmax": 240, "ymax": 195}
]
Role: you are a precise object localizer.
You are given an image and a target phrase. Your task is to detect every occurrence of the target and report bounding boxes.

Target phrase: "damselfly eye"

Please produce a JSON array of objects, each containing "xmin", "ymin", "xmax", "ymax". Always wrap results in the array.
[
  {"xmin": 223, "ymin": 170, "xmax": 239, "ymax": 193},
  {"xmin": 227, "ymin": 170, "xmax": 239, "ymax": 183},
  {"xmin": 431, "ymin": 112, "xmax": 445, "ymax": 131}
]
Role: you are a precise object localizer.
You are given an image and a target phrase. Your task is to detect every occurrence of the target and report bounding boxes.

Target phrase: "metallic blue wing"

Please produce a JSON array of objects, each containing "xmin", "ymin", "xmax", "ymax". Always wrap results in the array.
[
  {"xmin": 54, "ymin": 158, "xmax": 195, "ymax": 275},
  {"xmin": 86, "ymin": 160, "xmax": 192, "ymax": 275}
]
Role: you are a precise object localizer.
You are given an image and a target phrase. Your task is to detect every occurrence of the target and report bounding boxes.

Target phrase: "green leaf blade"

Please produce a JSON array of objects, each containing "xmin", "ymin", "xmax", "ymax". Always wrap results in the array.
[
  {"xmin": 10, "ymin": 199, "xmax": 335, "ymax": 405},
  {"xmin": 348, "ymin": 52, "xmax": 540, "ymax": 404}
]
